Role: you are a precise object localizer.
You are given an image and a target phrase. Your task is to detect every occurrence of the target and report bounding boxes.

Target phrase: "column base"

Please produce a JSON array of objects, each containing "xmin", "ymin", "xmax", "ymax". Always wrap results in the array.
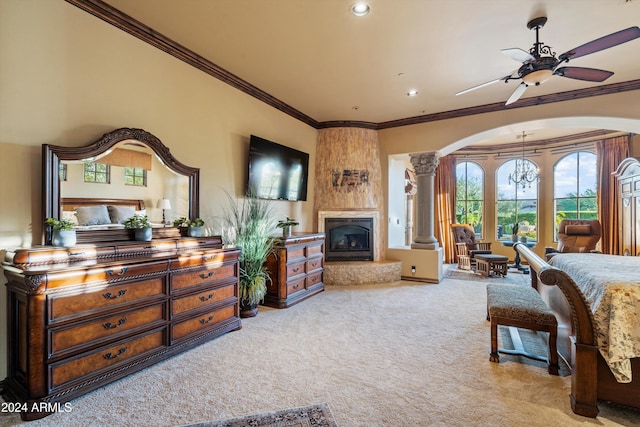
[{"xmin": 411, "ymin": 242, "xmax": 439, "ymax": 250}]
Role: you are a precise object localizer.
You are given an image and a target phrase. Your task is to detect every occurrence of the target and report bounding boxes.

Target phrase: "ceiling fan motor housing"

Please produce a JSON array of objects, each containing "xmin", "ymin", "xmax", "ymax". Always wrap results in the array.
[{"xmin": 519, "ymin": 56, "xmax": 558, "ymax": 85}]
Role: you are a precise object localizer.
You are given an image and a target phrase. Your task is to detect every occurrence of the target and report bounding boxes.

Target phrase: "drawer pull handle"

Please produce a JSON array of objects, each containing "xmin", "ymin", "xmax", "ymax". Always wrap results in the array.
[
  {"xmin": 103, "ymin": 347, "xmax": 127, "ymax": 360},
  {"xmin": 103, "ymin": 318, "xmax": 127, "ymax": 329},
  {"xmin": 143, "ymin": 245, "xmax": 156, "ymax": 249},
  {"xmin": 292, "ymin": 267, "xmax": 300, "ymax": 273},
  {"xmin": 67, "ymin": 251, "xmax": 85, "ymax": 257},
  {"xmin": 103, "ymin": 289, "xmax": 127, "ymax": 299},
  {"xmin": 200, "ymin": 315, "xmax": 214, "ymax": 324},
  {"xmin": 199, "ymin": 271, "xmax": 214, "ymax": 279},
  {"xmin": 293, "ymin": 284, "xmax": 300, "ymax": 289},
  {"xmin": 106, "ymin": 267, "xmax": 128, "ymax": 276},
  {"xmin": 199, "ymin": 293, "xmax": 214, "ymax": 302}
]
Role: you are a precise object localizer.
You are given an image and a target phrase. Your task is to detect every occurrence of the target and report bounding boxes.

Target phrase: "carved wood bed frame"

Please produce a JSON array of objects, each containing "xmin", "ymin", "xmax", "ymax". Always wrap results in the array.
[
  {"xmin": 61, "ymin": 197, "xmax": 146, "ymax": 212},
  {"xmin": 514, "ymin": 243, "xmax": 640, "ymax": 417}
]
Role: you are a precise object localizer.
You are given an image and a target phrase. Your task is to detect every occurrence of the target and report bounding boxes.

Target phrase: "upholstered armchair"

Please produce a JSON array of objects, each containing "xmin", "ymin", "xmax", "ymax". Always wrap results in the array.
[
  {"xmin": 545, "ymin": 219, "xmax": 602, "ymax": 260},
  {"xmin": 451, "ymin": 223, "xmax": 492, "ymax": 270}
]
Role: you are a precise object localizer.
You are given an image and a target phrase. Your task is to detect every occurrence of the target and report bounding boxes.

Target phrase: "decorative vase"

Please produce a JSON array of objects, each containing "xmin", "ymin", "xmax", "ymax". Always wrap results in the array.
[
  {"xmin": 240, "ymin": 302, "xmax": 258, "ymax": 318},
  {"xmin": 52, "ymin": 230, "xmax": 76, "ymax": 247},
  {"xmin": 519, "ymin": 235, "xmax": 528, "ymax": 243},
  {"xmin": 188, "ymin": 226, "xmax": 203, "ymax": 237},
  {"xmin": 511, "ymin": 235, "xmax": 518, "ymax": 243},
  {"xmin": 282, "ymin": 225, "xmax": 292, "ymax": 237},
  {"xmin": 135, "ymin": 227, "xmax": 153, "ymax": 241}
]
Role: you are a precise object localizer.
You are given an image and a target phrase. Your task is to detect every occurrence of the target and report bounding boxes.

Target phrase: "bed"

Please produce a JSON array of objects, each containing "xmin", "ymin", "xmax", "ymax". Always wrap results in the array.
[
  {"xmin": 515, "ymin": 244, "xmax": 640, "ymax": 417},
  {"xmin": 59, "ymin": 197, "xmax": 172, "ymax": 243}
]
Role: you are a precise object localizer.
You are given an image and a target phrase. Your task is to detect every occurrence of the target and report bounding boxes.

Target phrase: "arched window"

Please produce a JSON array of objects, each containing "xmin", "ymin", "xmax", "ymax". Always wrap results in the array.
[
  {"xmin": 553, "ymin": 151, "xmax": 597, "ymax": 238},
  {"xmin": 496, "ymin": 159, "xmax": 539, "ymax": 241},
  {"xmin": 456, "ymin": 161, "xmax": 484, "ymax": 238}
]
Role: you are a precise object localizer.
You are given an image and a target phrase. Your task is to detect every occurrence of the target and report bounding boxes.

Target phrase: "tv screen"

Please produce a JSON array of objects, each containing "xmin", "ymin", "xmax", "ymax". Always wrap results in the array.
[{"xmin": 247, "ymin": 135, "xmax": 309, "ymax": 201}]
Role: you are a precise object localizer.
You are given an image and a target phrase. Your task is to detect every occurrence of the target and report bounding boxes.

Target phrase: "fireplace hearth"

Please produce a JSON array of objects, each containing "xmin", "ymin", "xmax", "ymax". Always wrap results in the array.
[{"xmin": 325, "ymin": 217, "xmax": 373, "ymax": 261}]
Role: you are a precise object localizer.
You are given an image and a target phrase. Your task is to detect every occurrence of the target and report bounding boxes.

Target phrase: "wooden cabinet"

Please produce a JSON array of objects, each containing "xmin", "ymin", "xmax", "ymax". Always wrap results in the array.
[
  {"xmin": 1, "ymin": 236, "xmax": 241, "ymax": 420},
  {"xmin": 615, "ymin": 158, "xmax": 640, "ymax": 256},
  {"xmin": 263, "ymin": 233, "xmax": 325, "ymax": 308}
]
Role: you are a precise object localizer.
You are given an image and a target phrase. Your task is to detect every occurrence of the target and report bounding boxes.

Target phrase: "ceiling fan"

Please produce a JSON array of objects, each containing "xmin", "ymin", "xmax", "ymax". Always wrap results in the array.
[{"xmin": 456, "ymin": 17, "xmax": 640, "ymax": 105}]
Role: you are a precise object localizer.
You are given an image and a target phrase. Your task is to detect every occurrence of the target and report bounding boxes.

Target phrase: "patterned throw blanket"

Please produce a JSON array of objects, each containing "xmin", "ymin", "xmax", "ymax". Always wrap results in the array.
[{"xmin": 549, "ymin": 253, "xmax": 640, "ymax": 383}]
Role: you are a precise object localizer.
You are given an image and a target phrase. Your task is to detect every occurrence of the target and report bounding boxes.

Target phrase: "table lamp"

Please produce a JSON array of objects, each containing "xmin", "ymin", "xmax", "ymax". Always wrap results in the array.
[{"xmin": 157, "ymin": 198, "xmax": 171, "ymax": 226}]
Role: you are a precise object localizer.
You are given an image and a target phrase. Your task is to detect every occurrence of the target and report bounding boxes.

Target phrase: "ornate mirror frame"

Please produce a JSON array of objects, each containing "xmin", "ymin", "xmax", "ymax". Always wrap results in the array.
[{"xmin": 43, "ymin": 127, "xmax": 200, "ymax": 244}]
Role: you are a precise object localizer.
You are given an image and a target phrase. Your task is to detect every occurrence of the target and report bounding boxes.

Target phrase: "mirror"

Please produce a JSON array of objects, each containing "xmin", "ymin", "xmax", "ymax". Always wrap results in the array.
[{"xmin": 43, "ymin": 128, "xmax": 199, "ymax": 244}]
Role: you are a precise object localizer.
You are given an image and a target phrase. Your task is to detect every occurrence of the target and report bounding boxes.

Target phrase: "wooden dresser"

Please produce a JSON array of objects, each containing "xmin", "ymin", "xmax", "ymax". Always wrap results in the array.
[
  {"xmin": 263, "ymin": 233, "xmax": 325, "ymax": 308},
  {"xmin": 1, "ymin": 236, "xmax": 241, "ymax": 420}
]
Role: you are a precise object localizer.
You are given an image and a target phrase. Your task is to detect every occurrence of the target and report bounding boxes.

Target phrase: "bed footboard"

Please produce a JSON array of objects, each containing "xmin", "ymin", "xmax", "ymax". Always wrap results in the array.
[{"xmin": 514, "ymin": 243, "xmax": 599, "ymax": 417}]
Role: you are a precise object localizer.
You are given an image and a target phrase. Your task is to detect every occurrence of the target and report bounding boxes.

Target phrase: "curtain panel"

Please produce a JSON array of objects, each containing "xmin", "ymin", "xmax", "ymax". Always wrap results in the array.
[
  {"xmin": 597, "ymin": 135, "xmax": 630, "ymax": 255},
  {"xmin": 434, "ymin": 155, "xmax": 457, "ymax": 264}
]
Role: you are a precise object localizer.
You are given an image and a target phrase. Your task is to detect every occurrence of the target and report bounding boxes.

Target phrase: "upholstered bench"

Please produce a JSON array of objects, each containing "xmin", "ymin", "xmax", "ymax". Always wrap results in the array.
[
  {"xmin": 486, "ymin": 283, "xmax": 559, "ymax": 375},
  {"xmin": 475, "ymin": 254, "xmax": 508, "ymax": 277}
]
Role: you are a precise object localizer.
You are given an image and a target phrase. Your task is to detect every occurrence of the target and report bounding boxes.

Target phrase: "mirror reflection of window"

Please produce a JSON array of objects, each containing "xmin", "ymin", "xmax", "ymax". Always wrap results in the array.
[
  {"xmin": 59, "ymin": 163, "xmax": 67, "ymax": 181},
  {"xmin": 124, "ymin": 167, "xmax": 147, "ymax": 187},
  {"xmin": 84, "ymin": 162, "xmax": 110, "ymax": 183}
]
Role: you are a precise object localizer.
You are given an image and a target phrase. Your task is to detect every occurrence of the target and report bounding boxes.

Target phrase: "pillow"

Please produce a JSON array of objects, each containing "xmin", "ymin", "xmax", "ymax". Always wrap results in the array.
[
  {"xmin": 107, "ymin": 205, "xmax": 136, "ymax": 224},
  {"xmin": 564, "ymin": 224, "xmax": 592, "ymax": 235},
  {"xmin": 75, "ymin": 205, "xmax": 111, "ymax": 226},
  {"xmin": 61, "ymin": 210, "xmax": 79, "ymax": 226}
]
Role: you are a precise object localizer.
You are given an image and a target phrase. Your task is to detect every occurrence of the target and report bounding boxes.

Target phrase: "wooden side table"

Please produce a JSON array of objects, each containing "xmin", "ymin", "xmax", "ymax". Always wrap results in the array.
[{"xmin": 475, "ymin": 254, "xmax": 508, "ymax": 277}]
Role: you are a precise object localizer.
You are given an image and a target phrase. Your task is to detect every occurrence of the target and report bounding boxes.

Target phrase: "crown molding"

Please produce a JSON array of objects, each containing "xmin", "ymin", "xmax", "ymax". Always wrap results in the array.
[{"xmin": 66, "ymin": 1, "xmax": 640, "ymax": 131}]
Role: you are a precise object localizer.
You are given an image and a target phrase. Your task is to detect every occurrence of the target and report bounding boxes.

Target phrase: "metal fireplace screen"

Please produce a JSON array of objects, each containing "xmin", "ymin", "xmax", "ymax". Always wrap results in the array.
[{"xmin": 325, "ymin": 217, "xmax": 373, "ymax": 261}]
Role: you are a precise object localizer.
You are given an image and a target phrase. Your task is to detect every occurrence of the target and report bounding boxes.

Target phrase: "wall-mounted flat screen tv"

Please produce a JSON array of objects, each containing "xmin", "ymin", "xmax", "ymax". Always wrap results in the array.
[{"xmin": 247, "ymin": 135, "xmax": 309, "ymax": 201}]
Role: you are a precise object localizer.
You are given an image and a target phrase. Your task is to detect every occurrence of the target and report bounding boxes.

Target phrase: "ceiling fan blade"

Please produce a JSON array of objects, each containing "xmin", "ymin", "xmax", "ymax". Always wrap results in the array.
[
  {"xmin": 456, "ymin": 73, "xmax": 514, "ymax": 96},
  {"xmin": 553, "ymin": 66, "xmax": 614, "ymax": 82},
  {"xmin": 558, "ymin": 26, "xmax": 640, "ymax": 62},
  {"xmin": 505, "ymin": 82, "xmax": 528, "ymax": 105},
  {"xmin": 501, "ymin": 48, "xmax": 535, "ymax": 63}
]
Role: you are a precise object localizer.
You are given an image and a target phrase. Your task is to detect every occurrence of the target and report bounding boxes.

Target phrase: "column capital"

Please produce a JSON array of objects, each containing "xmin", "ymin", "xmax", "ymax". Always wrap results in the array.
[{"xmin": 410, "ymin": 152, "xmax": 440, "ymax": 176}]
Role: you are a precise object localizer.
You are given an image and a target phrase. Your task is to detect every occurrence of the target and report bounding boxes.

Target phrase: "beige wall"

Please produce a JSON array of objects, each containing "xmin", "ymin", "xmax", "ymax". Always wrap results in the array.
[{"xmin": 0, "ymin": 0, "xmax": 317, "ymax": 378}]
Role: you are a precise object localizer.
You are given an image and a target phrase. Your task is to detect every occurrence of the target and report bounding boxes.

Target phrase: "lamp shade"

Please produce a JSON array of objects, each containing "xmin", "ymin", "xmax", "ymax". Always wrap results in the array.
[{"xmin": 157, "ymin": 198, "xmax": 171, "ymax": 210}]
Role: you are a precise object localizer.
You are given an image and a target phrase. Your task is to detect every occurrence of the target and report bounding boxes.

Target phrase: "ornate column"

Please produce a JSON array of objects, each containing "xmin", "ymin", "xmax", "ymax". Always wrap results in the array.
[{"xmin": 410, "ymin": 152, "xmax": 439, "ymax": 250}]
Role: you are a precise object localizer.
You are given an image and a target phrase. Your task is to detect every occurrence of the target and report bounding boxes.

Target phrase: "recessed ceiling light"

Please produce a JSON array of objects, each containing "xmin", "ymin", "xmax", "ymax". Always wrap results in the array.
[
  {"xmin": 407, "ymin": 89, "xmax": 419, "ymax": 97},
  {"xmin": 351, "ymin": 2, "xmax": 370, "ymax": 16}
]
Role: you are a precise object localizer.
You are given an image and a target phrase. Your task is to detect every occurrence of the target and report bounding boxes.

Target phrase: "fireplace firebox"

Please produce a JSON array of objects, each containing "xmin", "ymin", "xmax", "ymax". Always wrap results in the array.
[{"xmin": 324, "ymin": 217, "xmax": 373, "ymax": 261}]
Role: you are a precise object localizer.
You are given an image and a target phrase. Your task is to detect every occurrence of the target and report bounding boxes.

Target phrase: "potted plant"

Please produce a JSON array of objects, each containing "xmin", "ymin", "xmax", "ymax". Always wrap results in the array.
[
  {"xmin": 187, "ymin": 217, "xmax": 205, "ymax": 237},
  {"xmin": 123, "ymin": 214, "xmax": 152, "ymax": 241},
  {"xmin": 276, "ymin": 217, "xmax": 299, "ymax": 237},
  {"xmin": 220, "ymin": 191, "xmax": 276, "ymax": 317},
  {"xmin": 511, "ymin": 223, "xmax": 519, "ymax": 243},
  {"xmin": 45, "ymin": 217, "xmax": 76, "ymax": 247}
]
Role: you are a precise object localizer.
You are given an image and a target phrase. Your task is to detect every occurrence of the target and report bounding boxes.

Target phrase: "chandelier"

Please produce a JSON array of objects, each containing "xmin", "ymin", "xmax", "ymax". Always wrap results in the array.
[{"xmin": 508, "ymin": 131, "xmax": 540, "ymax": 190}]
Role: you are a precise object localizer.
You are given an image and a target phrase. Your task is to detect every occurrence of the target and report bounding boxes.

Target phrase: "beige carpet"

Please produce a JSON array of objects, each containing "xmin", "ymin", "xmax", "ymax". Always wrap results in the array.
[{"xmin": 2, "ymin": 270, "xmax": 640, "ymax": 426}]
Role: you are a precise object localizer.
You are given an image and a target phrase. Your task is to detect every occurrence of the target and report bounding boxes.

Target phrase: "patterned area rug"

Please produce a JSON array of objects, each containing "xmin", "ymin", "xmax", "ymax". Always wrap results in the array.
[{"xmin": 181, "ymin": 403, "xmax": 337, "ymax": 427}]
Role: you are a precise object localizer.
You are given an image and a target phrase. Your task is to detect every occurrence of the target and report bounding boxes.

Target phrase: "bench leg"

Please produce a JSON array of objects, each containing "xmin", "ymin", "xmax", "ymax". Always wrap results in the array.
[
  {"xmin": 548, "ymin": 328, "xmax": 559, "ymax": 375},
  {"xmin": 489, "ymin": 317, "xmax": 499, "ymax": 363}
]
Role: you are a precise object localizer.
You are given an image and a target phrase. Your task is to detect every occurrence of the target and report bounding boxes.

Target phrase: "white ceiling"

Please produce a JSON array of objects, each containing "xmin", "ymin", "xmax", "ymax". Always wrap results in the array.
[{"xmin": 101, "ymin": 0, "xmax": 640, "ymax": 143}]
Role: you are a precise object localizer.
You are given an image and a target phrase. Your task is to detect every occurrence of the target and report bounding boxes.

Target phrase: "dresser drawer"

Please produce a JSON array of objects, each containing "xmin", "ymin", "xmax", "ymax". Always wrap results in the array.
[
  {"xmin": 171, "ymin": 264, "xmax": 236, "ymax": 292},
  {"xmin": 287, "ymin": 277, "xmax": 306, "ymax": 295},
  {"xmin": 176, "ymin": 236, "xmax": 223, "ymax": 250},
  {"xmin": 50, "ymin": 329, "xmax": 165, "ymax": 390},
  {"xmin": 172, "ymin": 283, "xmax": 236, "ymax": 317},
  {"xmin": 172, "ymin": 304, "xmax": 236, "ymax": 341},
  {"xmin": 173, "ymin": 248, "xmax": 239, "ymax": 269},
  {"xmin": 306, "ymin": 243, "xmax": 323, "ymax": 257},
  {"xmin": 306, "ymin": 257, "xmax": 323, "ymax": 273},
  {"xmin": 49, "ymin": 277, "xmax": 165, "ymax": 322},
  {"xmin": 306, "ymin": 271, "xmax": 323, "ymax": 288},
  {"xmin": 286, "ymin": 261, "xmax": 306, "ymax": 278},
  {"xmin": 285, "ymin": 246, "xmax": 306, "ymax": 261},
  {"xmin": 50, "ymin": 303, "xmax": 165, "ymax": 356},
  {"xmin": 46, "ymin": 260, "xmax": 168, "ymax": 289}
]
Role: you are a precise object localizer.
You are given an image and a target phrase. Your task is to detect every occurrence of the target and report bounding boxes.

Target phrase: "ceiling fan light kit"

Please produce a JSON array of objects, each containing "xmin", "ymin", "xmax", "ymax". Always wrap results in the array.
[{"xmin": 456, "ymin": 16, "xmax": 640, "ymax": 105}]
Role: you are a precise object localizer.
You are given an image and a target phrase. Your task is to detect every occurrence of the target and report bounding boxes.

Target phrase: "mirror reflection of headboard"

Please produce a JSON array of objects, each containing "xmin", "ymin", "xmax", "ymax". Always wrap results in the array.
[{"xmin": 43, "ymin": 128, "xmax": 200, "ymax": 245}]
